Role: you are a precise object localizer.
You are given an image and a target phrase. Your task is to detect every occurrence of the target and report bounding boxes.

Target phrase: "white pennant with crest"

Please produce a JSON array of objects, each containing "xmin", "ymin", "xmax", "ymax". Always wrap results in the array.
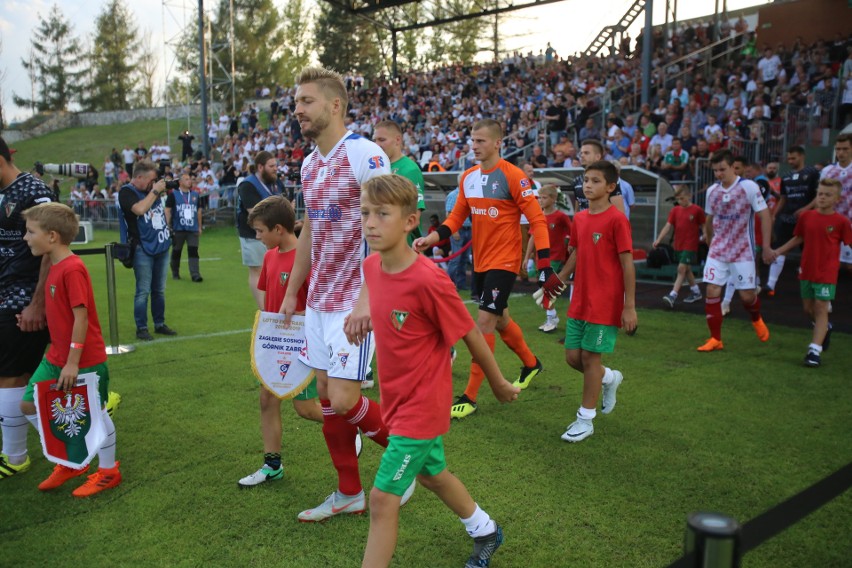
[{"xmin": 251, "ymin": 311, "xmax": 314, "ymax": 400}]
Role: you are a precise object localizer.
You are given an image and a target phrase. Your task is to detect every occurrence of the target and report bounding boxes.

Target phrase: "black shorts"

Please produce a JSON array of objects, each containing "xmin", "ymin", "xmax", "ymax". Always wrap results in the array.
[
  {"xmin": 472, "ymin": 270, "xmax": 517, "ymax": 315},
  {"xmin": 0, "ymin": 312, "xmax": 50, "ymax": 377},
  {"xmin": 772, "ymin": 219, "xmax": 796, "ymax": 249}
]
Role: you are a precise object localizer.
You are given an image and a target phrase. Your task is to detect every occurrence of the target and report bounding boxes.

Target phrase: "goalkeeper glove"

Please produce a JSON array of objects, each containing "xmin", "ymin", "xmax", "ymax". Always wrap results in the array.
[{"xmin": 532, "ymin": 273, "xmax": 567, "ymax": 309}]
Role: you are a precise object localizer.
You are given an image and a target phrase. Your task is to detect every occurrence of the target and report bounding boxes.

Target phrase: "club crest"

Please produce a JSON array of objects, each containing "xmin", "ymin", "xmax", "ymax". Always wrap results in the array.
[
  {"xmin": 391, "ymin": 310, "xmax": 409, "ymax": 331},
  {"xmin": 280, "ymin": 271, "xmax": 290, "ymax": 286},
  {"xmin": 827, "ymin": 225, "xmax": 835, "ymax": 233},
  {"xmin": 279, "ymin": 362, "xmax": 291, "ymax": 376},
  {"xmin": 5, "ymin": 200, "xmax": 16, "ymax": 217},
  {"xmin": 50, "ymin": 285, "xmax": 56, "ymax": 298},
  {"xmin": 592, "ymin": 232, "xmax": 602, "ymax": 244},
  {"xmin": 338, "ymin": 350, "xmax": 350, "ymax": 369},
  {"xmin": 50, "ymin": 393, "xmax": 88, "ymax": 438}
]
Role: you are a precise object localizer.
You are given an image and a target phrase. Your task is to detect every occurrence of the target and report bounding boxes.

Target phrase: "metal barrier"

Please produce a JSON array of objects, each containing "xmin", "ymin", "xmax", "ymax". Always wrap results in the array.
[{"xmin": 74, "ymin": 244, "xmax": 135, "ymax": 355}]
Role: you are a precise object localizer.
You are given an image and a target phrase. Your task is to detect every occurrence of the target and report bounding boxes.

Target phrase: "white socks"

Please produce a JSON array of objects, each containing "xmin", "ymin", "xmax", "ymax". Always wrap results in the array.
[
  {"xmin": 723, "ymin": 282, "xmax": 736, "ymax": 304},
  {"xmin": 602, "ymin": 367, "xmax": 614, "ymax": 385},
  {"xmin": 767, "ymin": 255, "xmax": 785, "ymax": 289},
  {"xmin": 691, "ymin": 284, "xmax": 701, "ymax": 295},
  {"xmin": 0, "ymin": 387, "xmax": 29, "ymax": 462},
  {"xmin": 577, "ymin": 406, "xmax": 596, "ymax": 421},
  {"xmin": 809, "ymin": 343, "xmax": 823, "ymax": 354},
  {"xmin": 546, "ymin": 308, "xmax": 556, "ymax": 319},
  {"xmin": 98, "ymin": 408, "xmax": 117, "ymax": 469},
  {"xmin": 461, "ymin": 504, "xmax": 495, "ymax": 538}
]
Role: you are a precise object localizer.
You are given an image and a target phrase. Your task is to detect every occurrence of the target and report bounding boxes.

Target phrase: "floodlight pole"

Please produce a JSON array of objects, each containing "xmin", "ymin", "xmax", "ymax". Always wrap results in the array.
[
  {"xmin": 641, "ymin": 0, "xmax": 653, "ymax": 106},
  {"xmin": 198, "ymin": 0, "xmax": 210, "ymax": 159}
]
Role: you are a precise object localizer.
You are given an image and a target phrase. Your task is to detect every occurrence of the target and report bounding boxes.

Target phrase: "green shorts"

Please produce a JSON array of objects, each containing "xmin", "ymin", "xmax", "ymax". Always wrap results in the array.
[
  {"xmin": 675, "ymin": 250, "xmax": 697, "ymax": 265},
  {"xmin": 374, "ymin": 435, "xmax": 447, "ymax": 497},
  {"xmin": 23, "ymin": 358, "xmax": 110, "ymax": 405},
  {"xmin": 564, "ymin": 319, "xmax": 618, "ymax": 353},
  {"xmin": 551, "ymin": 260, "xmax": 564, "ymax": 273},
  {"xmin": 800, "ymin": 280, "xmax": 835, "ymax": 301}
]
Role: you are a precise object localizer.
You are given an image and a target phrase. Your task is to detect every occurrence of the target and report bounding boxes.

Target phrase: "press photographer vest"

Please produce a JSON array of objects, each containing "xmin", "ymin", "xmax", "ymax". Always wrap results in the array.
[
  {"xmin": 120, "ymin": 185, "xmax": 171, "ymax": 255},
  {"xmin": 172, "ymin": 190, "xmax": 199, "ymax": 232}
]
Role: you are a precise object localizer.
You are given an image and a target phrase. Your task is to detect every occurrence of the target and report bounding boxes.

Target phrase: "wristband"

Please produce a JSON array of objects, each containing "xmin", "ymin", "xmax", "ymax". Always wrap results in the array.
[
  {"xmin": 70, "ymin": 342, "xmax": 85, "ymax": 349},
  {"xmin": 436, "ymin": 224, "xmax": 452, "ymax": 242},
  {"xmin": 535, "ymin": 248, "xmax": 551, "ymax": 270}
]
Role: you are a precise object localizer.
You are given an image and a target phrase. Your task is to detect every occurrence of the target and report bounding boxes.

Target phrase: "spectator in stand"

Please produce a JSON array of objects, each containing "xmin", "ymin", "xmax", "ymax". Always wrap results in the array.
[
  {"xmin": 670, "ymin": 79, "xmax": 690, "ymax": 107},
  {"xmin": 626, "ymin": 143, "xmax": 646, "ymax": 168},
  {"xmin": 650, "ymin": 122, "xmax": 674, "ymax": 154},
  {"xmin": 661, "ymin": 138, "xmax": 690, "ymax": 182},
  {"xmin": 757, "ymin": 47, "xmax": 784, "ymax": 90},
  {"xmin": 679, "ymin": 125, "xmax": 698, "ymax": 156},
  {"xmin": 530, "ymin": 145, "xmax": 548, "ymax": 168},
  {"xmin": 640, "ymin": 114, "xmax": 657, "ymax": 138},
  {"xmin": 122, "ymin": 145, "xmax": 135, "ymax": 177},
  {"xmin": 608, "ymin": 129, "xmax": 631, "ymax": 160},
  {"xmin": 621, "ymin": 115, "xmax": 638, "ymax": 139},
  {"xmin": 579, "ymin": 118, "xmax": 600, "ymax": 142},
  {"xmin": 647, "ymin": 144, "xmax": 664, "ymax": 173},
  {"xmin": 104, "ymin": 156, "xmax": 115, "ymax": 188}
]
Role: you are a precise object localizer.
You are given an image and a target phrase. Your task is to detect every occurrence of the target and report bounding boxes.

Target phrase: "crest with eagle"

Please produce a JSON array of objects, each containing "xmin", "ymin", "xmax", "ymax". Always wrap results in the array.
[{"xmin": 50, "ymin": 393, "xmax": 88, "ymax": 437}]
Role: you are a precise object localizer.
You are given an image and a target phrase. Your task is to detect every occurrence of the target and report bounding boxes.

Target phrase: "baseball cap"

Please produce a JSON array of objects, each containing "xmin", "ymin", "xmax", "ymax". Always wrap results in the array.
[{"xmin": 0, "ymin": 136, "xmax": 17, "ymax": 162}]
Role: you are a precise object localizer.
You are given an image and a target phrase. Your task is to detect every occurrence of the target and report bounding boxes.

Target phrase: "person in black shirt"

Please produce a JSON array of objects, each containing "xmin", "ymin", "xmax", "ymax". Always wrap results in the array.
[
  {"xmin": 0, "ymin": 135, "xmax": 54, "ymax": 478},
  {"xmin": 765, "ymin": 146, "xmax": 819, "ymax": 295},
  {"xmin": 178, "ymin": 130, "xmax": 195, "ymax": 161},
  {"xmin": 571, "ymin": 139, "xmax": 625, "ymax": 215}
]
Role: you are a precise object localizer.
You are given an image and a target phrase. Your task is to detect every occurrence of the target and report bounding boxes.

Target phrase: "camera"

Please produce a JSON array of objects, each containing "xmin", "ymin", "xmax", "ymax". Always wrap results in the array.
[
  {"xmin": 164, "ymin": 179, "xmax": 181, "ymax": 190},
  {"xmin": 36, "ymin": 162, "xmax": 91, "ymax": 179}
]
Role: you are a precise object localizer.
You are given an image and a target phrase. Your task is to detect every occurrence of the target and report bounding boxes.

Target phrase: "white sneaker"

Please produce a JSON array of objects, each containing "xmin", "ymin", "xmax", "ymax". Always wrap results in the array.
[
  {"xmin": 539, "ymin": 316, "xmax": 559, "ymax": 333},
  {"xmin": 361, "ymin": 370, "xmax": 374, "ymax": 390},
  {"xmin": 721, "ymin": 302, "xmax": 731, "ymax": 316},
  {"xmin": 400, "ymin": 480, "xmax": 416, "ymax": 506},
  {"xmin": 298, "ymin": 490, "xmax": 366, "ymax": 522},
  {"xmin": 561, "ymin": 418, "xmax": 594, "ymax": 442},
  {"xmin": 683, "ymin": 292, "xmax": 702, "ymax": 303},
  {"xmin": 601, "ymin": 370, "xmax": 623, "ymax": 415},
  {"xmin": 662, "ymin": 294, "xmax": 675, "ymax": 308},
  {"xmin": 237, "ymin": 464, "xmax": 283, "ymax": 488}
]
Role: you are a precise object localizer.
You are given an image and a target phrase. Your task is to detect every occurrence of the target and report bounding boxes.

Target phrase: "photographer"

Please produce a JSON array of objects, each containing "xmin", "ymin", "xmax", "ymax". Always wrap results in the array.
[
  {"xmin": 165, "ymin": 172, "xmax": 203, "ymax": 283},
  {"xmin": 118, "ymin": 159, "xmax": 177, "ymax": 341}
]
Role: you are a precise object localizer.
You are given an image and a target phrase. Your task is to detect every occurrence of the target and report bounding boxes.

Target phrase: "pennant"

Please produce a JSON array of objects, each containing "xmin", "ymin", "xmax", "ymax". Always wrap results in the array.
[
  {"xmin": 34, "ymin": 373, "xmax": 106, "ymax": 469},
  {"xmin": 251, "ymin": 311, "xmax": 314, "ymax": 400}
]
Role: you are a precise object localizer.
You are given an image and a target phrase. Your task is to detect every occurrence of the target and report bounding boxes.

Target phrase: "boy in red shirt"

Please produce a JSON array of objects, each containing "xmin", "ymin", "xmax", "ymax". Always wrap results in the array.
[
  {"xmin": 769, "ymin": 179, "xmax": 852, "ymax": 367},
  {"xmin": 353, "ymin": 174, "xmax": 519, "ymax": 568},
  {"xmin": 653, "ymin": 185, "xmax": 705, "ymax": 307},
  {"xmin": 539, "ymin": 161, "xmax": 637, "ymax": 443},
  {"xmin": 238, "ymin": 195, "xmax": 332, "ymax": 487},
  {"xmin": 523, "ymin": 184, "xmax": 572, "ymax": 333},
  {"xmin": 20, "ymin": 202, "xmax": 121, "ymax": 497}
]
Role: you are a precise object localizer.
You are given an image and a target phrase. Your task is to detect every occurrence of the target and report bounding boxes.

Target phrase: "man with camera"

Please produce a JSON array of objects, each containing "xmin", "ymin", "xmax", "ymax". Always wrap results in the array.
[
  {"xmin": 118, "ymin": 159, "xmax": 177, "ymax": 341},
  {"xmin": 0, "ymin": 136, "xmax": 54, "ymax": 479},
  {"xmin": 165, "ymin": 172, "xmax": 203, "ymax": 282}
]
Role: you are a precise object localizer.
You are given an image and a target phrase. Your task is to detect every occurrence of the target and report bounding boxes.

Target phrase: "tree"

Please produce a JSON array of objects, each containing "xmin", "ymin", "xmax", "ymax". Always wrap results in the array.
[
  {"xmin": 314, "ymin": 3, "xmax": 382, "ymax": 77},
  {"xmin": 12, "ymin": 6, "xmax": 84, "ymax": 112},
  {"xmin": 83, "ymin": 0, "xmax": 141, "ymax": 111},
  {"xmin": 212, "ymin": 0, "xmax": 287, "ymax": 103},
  {"xmin": 279, "ymin": 0, "xmax": 314, "ymax": 85},
  {"xmin": 134, "ymin": 30, "xmax": 159, "ymax": 108}
]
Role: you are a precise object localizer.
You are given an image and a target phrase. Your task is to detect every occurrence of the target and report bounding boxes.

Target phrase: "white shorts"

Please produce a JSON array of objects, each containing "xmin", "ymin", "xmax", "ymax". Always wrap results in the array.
[
  {"xmin": 703, "ymin": 257, "xmax": 756, "ymax": 290},
  {"xmin": 300, "ymin": 307, "xmax": 374, "ymax": 381},
  {"xmin": 840, "ymin": 243, "xmax": 852, "ymax": 265}
]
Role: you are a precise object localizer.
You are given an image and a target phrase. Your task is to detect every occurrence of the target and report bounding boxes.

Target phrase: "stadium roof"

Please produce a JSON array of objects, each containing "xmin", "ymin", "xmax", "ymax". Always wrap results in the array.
[{"xmin": 322, "ymin": 0, "xmax": 568, "ymax": 32}]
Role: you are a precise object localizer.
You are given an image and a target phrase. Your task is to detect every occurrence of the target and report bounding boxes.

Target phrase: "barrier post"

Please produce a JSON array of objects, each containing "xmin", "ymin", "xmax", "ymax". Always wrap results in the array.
[
  {"xmin": 104, "ymin": 243, "xmax": 136, "ymax": 355},
  {"xmin": 684, "ymin": 512, "xmax": 740, "ymax": 568}
]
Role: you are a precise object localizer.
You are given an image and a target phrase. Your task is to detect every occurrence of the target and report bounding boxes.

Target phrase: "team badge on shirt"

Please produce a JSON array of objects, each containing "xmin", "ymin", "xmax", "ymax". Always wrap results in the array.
[
  {"xmin": 50, "ymin": 285, "xmax": 56, "ymax": 298},
  {"xmin": 279, "ymin": 272, "xmax": 289, "ymax": 286},
  {"xmin": 592, "ymin": 233, "xmax": 602, "ymax": 244},
  {"xmin": 827, "ymin": 225, "xmax": 835, "ymax": 233},
  {"xmin": 391, "ymin": 310, "xmax": 409, "ymax": 331},
  {"xmin": 5, "ymin": 200, "xmax": 16, "ymax": 217},
  {"xmin": 338, "ymin": 351, "xmax": 350, "ymax": 369}
]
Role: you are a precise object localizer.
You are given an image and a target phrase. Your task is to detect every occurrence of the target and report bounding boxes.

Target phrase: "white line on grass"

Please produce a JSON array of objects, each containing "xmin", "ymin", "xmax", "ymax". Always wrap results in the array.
[
  {"xmin": 131, "ymin": 327, "xmax": 251, "ymax": 346},
  {"xmin": 198, "ymin": 257, "xmax": 222, "ymax": 262}
]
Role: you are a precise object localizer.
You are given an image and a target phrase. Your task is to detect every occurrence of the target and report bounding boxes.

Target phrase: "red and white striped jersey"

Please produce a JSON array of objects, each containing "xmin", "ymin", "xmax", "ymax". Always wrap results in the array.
[
  {"xmin": 820, "ymin": 162, "xmax": 852, "ymax": 220},
  {"xmin": 301, "ymin": 131, "xmax": 390, "ymax": 311},
  {"xmin": 705, "ymin": 177, "xmax": 767, "ymax": 263}
]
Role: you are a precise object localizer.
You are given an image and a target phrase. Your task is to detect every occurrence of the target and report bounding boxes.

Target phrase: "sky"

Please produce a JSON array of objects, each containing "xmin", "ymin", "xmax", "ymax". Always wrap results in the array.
[{"xmin": 0, "ymin": 0, "xmax": 770, "ymax": 124}]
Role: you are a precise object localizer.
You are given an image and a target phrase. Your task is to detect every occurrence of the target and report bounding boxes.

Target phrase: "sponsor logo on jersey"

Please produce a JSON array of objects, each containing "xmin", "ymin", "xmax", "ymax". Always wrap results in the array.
[
  {"xmin": 488, "ymin": 207, "xmax": 498, "ymax": 218},
  {"xmin": 279, "ymin": 272, "xmax": 290, "ymax": 286},
  {"xmin": 338, "ymin": 351, "xmax": 350, "ymax": 369},
  {"xmin": 391, "ymin": 310, "xmax": 409, "ymax": 331},
  {"xmin": 50, "ymin": 285, "xmax": 56, "ymax": 298},
  {"xmin": 592, "ymin": 232, "xmax": 602, "ymax": 244},
  {"xmin": 520, "ymin": 178, "xmax": 530, "ymax": 189},
  {"xmin": 368, "ymin": 156, "xmax": 385, "ymax": 170},
  {"xmin": 521, "ymin": 189, "xmax": 533, "ymax": 198},
  {"xmin": 306, "ymin": 204, "xmax": 343, "ymax": 221}
]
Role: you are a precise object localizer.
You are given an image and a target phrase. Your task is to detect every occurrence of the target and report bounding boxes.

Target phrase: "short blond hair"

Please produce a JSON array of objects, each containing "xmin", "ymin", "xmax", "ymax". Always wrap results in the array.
[
  {"xmin": 819, "ymin": 178, "xmax": 842, "ymax": 196},
  {"xmin": 472, "ymin": 118, "xmax": 503, "ymax": 139},
  {"xmin": 297, "ymin": 66, "xmax": 348, "ymax": 115},
  {"xmin": 539, "ymin": 184, "xmax": 558, "ymax": 198},
  {"xmin": 361, "ymin": 174, "xmax": 418, "ymax": 215},
  {"xmin": 22, "ymin": 202, "xmax": 78, "ymax": 244}
]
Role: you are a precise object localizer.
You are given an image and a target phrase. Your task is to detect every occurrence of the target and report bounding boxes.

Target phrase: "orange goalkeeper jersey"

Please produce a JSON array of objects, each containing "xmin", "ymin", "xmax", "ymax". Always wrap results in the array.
[{"xmin": 444, "ymin": 159, "xmax": 550, "ymax": 273}]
